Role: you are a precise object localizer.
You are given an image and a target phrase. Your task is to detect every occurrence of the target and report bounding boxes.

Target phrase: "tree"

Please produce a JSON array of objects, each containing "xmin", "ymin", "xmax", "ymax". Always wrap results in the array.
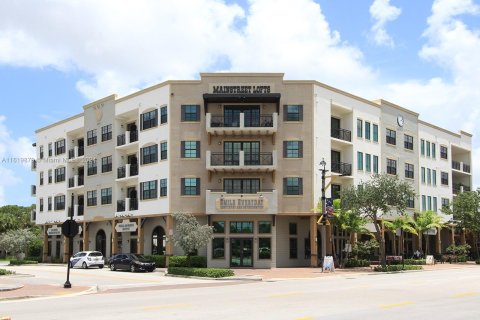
[
  {"xmin": 340, "ymin": 174, "xmax": 416, "ymax": 267},
  {"xmin": 383, "ymin": 216, "xmax": 417, "ymax": 256},
  {"xmin": 0, "ymin": 228, "xmax": 37, "ymax": 260},
  {"xmin": 172, "ymin": 213, "xmax": 213, "ymax": 266},
  {"xmin": 443, "ymin": 190, "xmax": 480, "ymax": 258},
  {"xmin": 414, "ymin": 210, "xmax": 444, "ymax": 255},
  {"xmin": 0, "ymin": 205, "xmax": 34, "ymax": 233}
]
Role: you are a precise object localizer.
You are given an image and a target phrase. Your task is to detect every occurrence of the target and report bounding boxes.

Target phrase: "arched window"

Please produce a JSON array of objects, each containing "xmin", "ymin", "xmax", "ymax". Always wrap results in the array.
[
  {"xmin": 95, "ymin": 229, "xmax": 106, "ymax": 255},
  {"xmin": 152, "ymin": 226, "xmax": 166, "ymax": 255}
]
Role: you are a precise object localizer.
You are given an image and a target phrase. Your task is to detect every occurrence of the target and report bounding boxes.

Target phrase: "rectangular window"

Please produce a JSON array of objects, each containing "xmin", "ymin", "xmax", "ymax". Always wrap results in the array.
[
  {"xmin": 141, "ymin": 180, "xmax": 157, "ymax": 200},
  {"xmin": 289, "ymin": 238, "xmax": 298, "ymax": 259},
  {"xmin": 373, "ymin": 124, "xmax": 378, "ymax": 142},
  {"xmin": 365, "ymin": 121, "xmax": 371, "ymax": 140},
  {"xmin": 373, "ymin": 155, "xmax": 379, "ymax": 173},
  {"xmin": 55, "ymin": 167, "xmax": 65, "ymax": 183},
  {"xmin": 426, "ymin": 141, "xmax": 431, "ymax": 157},
  {"xmin": 283, "ymin": 177, "xmax": 303, "ymax": 195},
  {"xmin": 54, "ymin": 139, "xmax": 66, "ymax": 155},
  {"xmin": 442, "ymin": 198, "xmax": 450, "ymax": 209},
  {"xmin": 181, "ymin": 105, "xmax": 200, "ymax": 122},
  {"xmin": 427, "ymin": 196, "xmax": 432, "ymax": 211},
  {"xmin": 87, "ymin": 129, "xmax": 97, "ymax": 146},
  {"xmin": 365, "ymin": 153, "xmax": 371, "ymax": 172},
  {"xmin": 181, "ymin": 178, "xmax": 200, "ymax": 195},
  {"xmin": 54, "ymin": 195, "xmax": 65, "ymax": 211},
  {"xmin": 258, "ymin": 221, "xmax": 272, "ymax": 234},
  {"xmin": 386, "ymin": 129, "xmax": 396, "ymax": 145},
  {"xmin": 87, "ymin": 159, "xmax": 97, "ymax": 176},
  {"xmin": 101, "ymin": 187, "xmax": 112, "ymax": 205},
  {"xmin": 427, "ymin": 168, "xmax": 431, "ymax": 185},
  {"xmin": 181, "ymin": 141, "xmax": 200, "ymax": 158},
  {"xmin": 160, "ymin": 106, "xmax": 168, "ymax": 124},
  {"xmin": 87, "ymin": 190, "xmax": 97, "ymax": 207},
  {"xmin": 101, "ymin": 124, "xmax": 112, "ymax": 142},
  {"xmin": 230, "ymin": 221, "xmax": 253, "ymax": 233},
  {"xmin": 433, "ymin": 197, "xmax": 438, "ymax": 212},
  {"xmin": 39, "ymin": 146, "xmax": 44, "ymax": 159},
  {"xmin": 421, "ymin": 139, "xmax": 425, "ymax": 156},
  {"xmin": 404, "ymin": 134, "xmax": 414, "ymax": 150},
  {"xmin": 160, "ymin": 142, "xmax": 168, "ymax": 160},
  {"xmin": 48, "ymin": 143, "xmax": 52, "ymax": 157},
  {"xmin": 48, "ymin": 197, "xmax": 52, "ymax": 211},
  {"xmin": 421, "ymin": 167, "xmax": 426, "ymax": 184},
  {"xmin": 331, "ymin": 184, "xmax": 341, "ymax": 199},
  {"xmin": 39, "ymin": 198, "xmax": 44, "ymax": 212},
  {"xmin": 40, "ymin": 172, "xmax": 44, "ymax": 185},
  {"xmin": 407, "ymin": 196, "xmax": 415, "ymax": 209},
  {"xmin": 101, "ymin": 155, "xmax": 112, "ymax": 173},
  {"xmin": 141, "ymin": 109, "xmax": 158, "ymax": 130},
  {"xmin": 387, "ymin": 159, "xmax": 397, "ymax": 175},
  {"xmin": 289, "ymin": 223, "xmax": 297, "ymax": 235},
  {"xmin": 440, "ymin": 146, "xmax": 448, "ymax": 159},
  {"xmin": 160, "ymin": 178, "xmax": 167, "ymax": 197},
  {"xmin": 357, "ymin": 119, "xmax": 363, "ymax": 138},
  {"xmin": 48, "ymin": 170, "xmax": 52, "ymax": 184},
  {"xmin": 212, "ymin": 238, "xmax": 225, "ymax": 259},
  {"xmin": 283, "ymin": 141, "xmax": 303, "ymax": 158},
  {"xmin": 405, "ymin": 163, "xmax": 414, "ymax": 179},
  {"xmin": 213, "ymin": 221, "xmax": 225, "ymax": 233},
  {"xmin": 441, "ymin": 172, "xmax": 449, "ymax": 185},
  {"xmin": 432, "ymin": 170, "xmax": 437, "ymax": 186},
  {"xmin": 422, "ymin": 195, "xmax": 426, "ymax": 211},
  {"xmin": 284, "ymin": 105, "xmax": 303, "ymax": 121},
  {"xmin": 357, "ymin": 152, "xmax": 363, "ymax": 171},
  {"xmin": 432, "ymin": 143, "xmax": 436, "ymax": 159},
  {"xmin": 259, "ymin": 238, "xmax": 271, "ymax": 259},
  {"xmin": 141, "ymin": 145, "xmax": 158, "ymax": 165}
]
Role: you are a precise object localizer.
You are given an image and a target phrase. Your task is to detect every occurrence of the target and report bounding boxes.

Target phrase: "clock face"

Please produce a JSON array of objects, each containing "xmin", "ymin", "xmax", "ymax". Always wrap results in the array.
[{"xmin": 397, "ymin": 115, "xmax": 405, "ymax": 127}]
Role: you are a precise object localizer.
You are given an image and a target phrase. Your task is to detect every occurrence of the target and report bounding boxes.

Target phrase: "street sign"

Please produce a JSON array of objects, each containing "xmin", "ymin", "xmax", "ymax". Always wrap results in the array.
[
  {"xmin": 62, "ymin": 219, "xmax": 79, "ymax": 238},
  {"xmin": 47, "ymin": 226, "xmax": 62, "ymax": 236},
  {"xmin": 115, "ymin": 219, "xmax": 138, "ymax": 232}
]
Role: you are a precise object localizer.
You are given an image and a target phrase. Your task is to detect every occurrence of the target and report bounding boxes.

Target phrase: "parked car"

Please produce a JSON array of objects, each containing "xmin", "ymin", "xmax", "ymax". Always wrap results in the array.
[
  {"xmin": 108, "ymin": 253, "xmax": 156, "ymax": 272},
  {"xmin": 70, "ymin": 251, "xmax": 104, "ymax": 269}
]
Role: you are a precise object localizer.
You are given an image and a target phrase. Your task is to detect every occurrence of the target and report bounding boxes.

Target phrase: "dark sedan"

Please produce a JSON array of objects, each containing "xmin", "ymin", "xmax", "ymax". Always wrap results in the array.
[{"xmin": 108, "ymin": 253, "xmax": 156, "ymax": 272}]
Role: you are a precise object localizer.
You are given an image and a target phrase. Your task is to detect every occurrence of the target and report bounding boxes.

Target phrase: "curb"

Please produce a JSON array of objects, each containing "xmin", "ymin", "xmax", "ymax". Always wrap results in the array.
[
  {"xmin": 0, "ymin": 284, "xmax": 24, "ymax": 292},
  {"xmin": 164, "ymin": 273, "xmax": 262, "ymax": 281}
]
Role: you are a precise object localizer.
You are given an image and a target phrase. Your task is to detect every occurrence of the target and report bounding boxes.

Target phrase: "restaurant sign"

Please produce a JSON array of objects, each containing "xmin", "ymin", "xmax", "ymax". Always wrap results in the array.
[{"xmin": 216, "ymin": 196, "xmax": 268, "ymax": 212}]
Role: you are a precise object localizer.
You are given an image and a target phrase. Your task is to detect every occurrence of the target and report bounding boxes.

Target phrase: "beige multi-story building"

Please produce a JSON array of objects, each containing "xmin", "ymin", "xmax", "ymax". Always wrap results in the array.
[{"xmin": 32, "ymin": 73, "xmax": 472, "ymax": 268}]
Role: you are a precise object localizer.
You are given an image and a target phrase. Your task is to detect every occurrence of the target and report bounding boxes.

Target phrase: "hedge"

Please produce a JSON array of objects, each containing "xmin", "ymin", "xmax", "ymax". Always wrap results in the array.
[
  {"xmin": 169, "ymin": 256, "xmax": 207, "ymax": 268},
  {"xmin": 143, "ymin": 255, "xmax": 166, "ymax": 268},
  {"xmin": 374, "ymin": 265, "xmax": 423, "ymax": 272},
  {"xmin": 168, "ymin": 267, "xmax": 234, "ymax": 278},
  {"xmin": 9, "ymin": 260, "xmax": 38, "ymax": 266},
  {"xmin": 403, "ymin": 259, "xmax": 426, "ymax": 265},
  {"xmin": 0, "ymin": 268, "xmax": 15, "ymax": 276},
  {"xmin": 344, "ymin": 259, "xmax": 370, "ymax": 268}
]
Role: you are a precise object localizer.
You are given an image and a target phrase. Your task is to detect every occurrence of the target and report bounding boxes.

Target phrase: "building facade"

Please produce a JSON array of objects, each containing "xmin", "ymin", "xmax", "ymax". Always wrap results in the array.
[{"xmin": 32, "ymin": 73, "xmax": 473, "ymax": 268}]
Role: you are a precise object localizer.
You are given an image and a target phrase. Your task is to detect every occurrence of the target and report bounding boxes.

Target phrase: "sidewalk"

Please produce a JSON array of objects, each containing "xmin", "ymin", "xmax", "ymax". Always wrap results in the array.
[{"xmin": 0, "ymin": 279, "xmax": 92, "ymax": 301}]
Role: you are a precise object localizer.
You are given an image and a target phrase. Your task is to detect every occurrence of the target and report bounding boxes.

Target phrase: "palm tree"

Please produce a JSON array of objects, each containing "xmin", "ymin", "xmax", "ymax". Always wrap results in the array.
[
  {"xmin": 383, "ymin": 216, "xmax": 418, "ymax": 256},
  {"xmin": 414, "ymin": 210, "xmax": 444, "ymax": 255}
]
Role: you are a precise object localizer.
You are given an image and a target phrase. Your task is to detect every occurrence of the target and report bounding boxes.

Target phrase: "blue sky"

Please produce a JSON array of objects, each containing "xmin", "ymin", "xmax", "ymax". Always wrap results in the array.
[{"xmin": 0, "ymin": 0, "xmax": 479, "ymax": 206}]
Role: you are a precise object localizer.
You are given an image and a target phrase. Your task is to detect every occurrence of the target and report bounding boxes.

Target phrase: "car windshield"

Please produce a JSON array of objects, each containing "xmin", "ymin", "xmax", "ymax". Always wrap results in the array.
[
  {"xmin": 129, "ymin": 254, "xmax": 147, "ymax": 261},
  {"xmin": 90, "ymin": 252, "xmax": 103, "ymax": 257}
]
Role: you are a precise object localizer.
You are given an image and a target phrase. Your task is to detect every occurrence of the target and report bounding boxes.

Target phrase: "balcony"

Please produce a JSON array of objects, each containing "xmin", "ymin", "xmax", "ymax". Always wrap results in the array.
[
  {"xmin": 31, "ymin": 159, "xmax": 37, "ymax": 171},
  {"xmin": 67, "ymin": 175, "xmax": 85, "ymax": 190},
  {"xmin": 452, "ymin": 161, "xmax": 471, "ymax": 175},
  {"xmin": 68, "ymin": 146, "xmax": 85, "ymax": 160},
  {"xmin": 452, "ymin": 161, "xmax": 461, "ymax": 171},
  {"xmin": 206, "ymin": 190, "xmax": 278, "ymax": 215},
  {"xmin": 453, "ymin": 184, "xmax": 471, "ymax": 195},
  {"xmin": 117, "ymin": 200, "xmax": 125, "ymax": 212},
  {"xmin": 116, "ymin": 131, "xmax": 139, "ymax": 150},
  {"xmin": 116, "ymin": 164, "xmax": 139, "ymax": 182},
  {"xmin": 116, "ymin": 198, "xmax": 138, "ymax": 213},
  {"xmin": 206, "ymin": 113, "xmax": 278, "ymax": 136},
  {"xmin": 206, "ymin": 150, "xmax": 277, "ymax": 172},
  {"xmin": 331, "ymin": 128, "xmax": 352, "ymax": 143},
  {"xmin": 31, "ymin": 185, "xmax": 36, "ymax": 196},
  {"xmin": 331, "ymin": 162, "xmax": 352, "ymax": 176}
]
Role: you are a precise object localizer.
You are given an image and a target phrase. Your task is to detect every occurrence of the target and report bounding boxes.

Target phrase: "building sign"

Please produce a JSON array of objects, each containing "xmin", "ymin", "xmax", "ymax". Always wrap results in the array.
[
  {"xmin": 47, "ymin": 226, "xmax": 62, "ymax": 236},
  {"xmin": 115, "ymin": 219, "xmax": 138, "ymax": 232},
  {"xmin": 210, "ymin": 84, "xmax": 272, "ymax": 94},
  {"xmin": 215, "ymin": 197, "xmax": 268, "ymax": 212}
]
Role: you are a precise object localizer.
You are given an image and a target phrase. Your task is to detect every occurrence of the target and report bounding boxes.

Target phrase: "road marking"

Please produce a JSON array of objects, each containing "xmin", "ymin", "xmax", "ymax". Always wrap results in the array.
[
  {"xmin": 380, "ymin": 301, "xmax": 414, "ymax": 309},
  {"xmin": 294, "ymin": 317, "xmax": 313, "ymax": 320},
  {"xmin": 451, "ymin": 292, "xmax": 479, "ymax": 299},
  {"xmin": 269, "ymin": 292, "xmax": 303, "ymax": 298},
  {"xmin": 143, "ymin": 304, "xmax": 191, "ymax": 311}
]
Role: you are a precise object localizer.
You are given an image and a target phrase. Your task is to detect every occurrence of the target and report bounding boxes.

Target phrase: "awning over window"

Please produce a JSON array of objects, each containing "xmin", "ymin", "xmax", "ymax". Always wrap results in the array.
[{"xmin": 203, "ymin": 93, "xmax": 281, "ymax": 113}]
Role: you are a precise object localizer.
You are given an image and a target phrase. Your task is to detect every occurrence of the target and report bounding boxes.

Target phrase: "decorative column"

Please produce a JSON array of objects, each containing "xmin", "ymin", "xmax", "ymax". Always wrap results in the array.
[
  {"xmin": 83, "ymin": 222, "xmax": 89, "ymax": 251},
  {"xmin": 165, "ymin": 215, "xmax": 174, "ymax": 267},
  {"xmin": 435, "ymin": 227, "xmax": 442, "ymax": 254},
  {"xmin": 309, "ymin": 215, "xmax": 318, "ymax": 267},
  {"xmin": 112, "ymin": 219, "xmax": 118, "ymax": 256},
  {"xmin": 43, "ymin": 226, "xmax": 48, "ymax": 262}
]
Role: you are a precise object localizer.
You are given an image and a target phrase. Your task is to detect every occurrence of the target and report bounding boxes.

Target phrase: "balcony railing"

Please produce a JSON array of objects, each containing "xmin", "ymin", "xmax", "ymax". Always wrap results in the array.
[
  {"xmin": 68, "ymin": 149, "xmax": 75, "ymax": 159},
  {"xmin": 129, "ymin": 198, "xmax": 138, "ymax": 211},
  {"xmin": 78, "ymin": 205, "xmax": 84, "ymax": 216},
  {"xmin": 68, "ymin": 177, "xmax": 75, "ymax": 188},
  {"xmin": 78, "ymin": 146, "xmax": 84, "ymax": 157},
  {"xmin": 452, "ymin": 161, "xmax": 461, "ymax": 170},
  {"xmin": 117, "ymin": 200, "xmax": 126, "ymax": 212},
  {"xmin": 210, "ymin": 152, "xmax": 273, "ymax": 166},
  {"xmin": 67, "ymin": 175, "xmax": 84, "ymax": 188},
  {"xmin": 78, "ymin": 175, "xmax": 84, "ymax": 186},
  {"xmin": 118, "ymin": 166, "xmax": 126, "ymax": 179},
  {"xmin": 117, "ymin": 134, "xmax": 126, "ymax": 146},
  {"xmin": 117, "ymin": 164, "xmax": 138, "ymax": 180},
  {"xmin": 331, "ymin": 161, "xmax": 352, "ymax": 176},
  {"xmin": 463, "ymin": 163, "xmax": 471, "ymax": 173},
  {"xmin": 331, "ymin": 128, "xmax": 352, "ymax": 142},
  {"xmin": 117, "ymin": 130, "xmax": 139, "ymax": 146},
  {"xmin": 207, "ymin": 113, "xmax": 278, "ymax": 135}
]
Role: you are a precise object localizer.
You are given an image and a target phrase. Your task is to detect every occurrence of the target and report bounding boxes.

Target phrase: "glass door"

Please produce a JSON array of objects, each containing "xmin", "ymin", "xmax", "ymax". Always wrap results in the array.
[
  {"xmin": 224, "ymin": 179, "xmax": 260, "ymax": 194},
  {"xmin": 243, "ymin": 142, "xmax": 260, "ymax": 165},
  {"xmin": 230, "ymin": 238, "xmax": 253, "ymax": 267},
  {"xmin": 224, "ymin": 107, "xmax": 241, "ymax": 127},
  {"xmin": 224, "ymin": 142, "xmax": 241, "ymax": 165},
  {"xmin": 243, "ymin": 106, "xmax": 260, "ymax": 127}
]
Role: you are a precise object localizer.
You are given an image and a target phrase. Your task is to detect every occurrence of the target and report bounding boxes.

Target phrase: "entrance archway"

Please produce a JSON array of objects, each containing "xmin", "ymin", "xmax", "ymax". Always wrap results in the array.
[
  {"xmin": 95, "ymin": 229, "xmax": 107, "ymax": 256},
  {"xmin": 152, "ymin": 226, "xmax": 166, "ymax": 255}
]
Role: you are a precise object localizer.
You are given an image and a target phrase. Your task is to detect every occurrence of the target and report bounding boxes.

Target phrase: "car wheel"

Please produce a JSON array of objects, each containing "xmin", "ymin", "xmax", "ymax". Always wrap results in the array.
[
  {"xmin": 110, "ymin": 263, "xmax": 116, "ymax": 271},
  {"xmin": 99, "ymin": 265, "xmax": 104, "ymax": 269},
  {"xmin": 130, "ymin": 264, "xmax": 136, "ymax": 273},
  {"xmin": 82, "ymin": 262, "xmax": 88, "ymax": 269}
]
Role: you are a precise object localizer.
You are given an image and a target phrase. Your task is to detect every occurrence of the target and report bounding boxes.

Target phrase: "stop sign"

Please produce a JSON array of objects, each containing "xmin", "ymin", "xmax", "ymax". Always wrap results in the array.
[{"xmin": 62, "ymin": 219, "xmax": 79, "ymax": 238}]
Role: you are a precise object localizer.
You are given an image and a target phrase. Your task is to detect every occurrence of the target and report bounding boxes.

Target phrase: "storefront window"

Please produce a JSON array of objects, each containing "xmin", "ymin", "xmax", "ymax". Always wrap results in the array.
[
  {"xmin": 258, "ymin": 221, "xmax": 271, "ymax": 234},
  {"xmin": 258, "ymin": 238, "xmax": 271, "ymax": 259},
  {"xmin": 212, "ymin": 238, "xmax": 225, "ymax": 259},
  {"xmin": 213, "ymin": 221, "xmax": 225, "ymax": 233}
]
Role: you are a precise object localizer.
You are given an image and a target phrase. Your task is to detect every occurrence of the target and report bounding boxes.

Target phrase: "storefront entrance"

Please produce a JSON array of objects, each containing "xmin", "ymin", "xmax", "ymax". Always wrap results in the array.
[{"xmin": 230, "ymin": 238, "xmax": 253, "ymax": 267}]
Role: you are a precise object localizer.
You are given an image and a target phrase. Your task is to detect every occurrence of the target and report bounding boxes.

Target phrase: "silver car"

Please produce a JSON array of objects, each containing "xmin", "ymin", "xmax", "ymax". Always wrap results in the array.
[{"xmin": 70, "ymin": 251, "xmax": 104, "ymax": 269}]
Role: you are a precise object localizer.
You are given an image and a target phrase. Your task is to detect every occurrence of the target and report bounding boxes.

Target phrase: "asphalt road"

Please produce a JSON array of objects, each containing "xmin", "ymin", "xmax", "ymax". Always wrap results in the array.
[{"xmin": 1, "ymin": 265, "xmax": 480, "ymax": 320}]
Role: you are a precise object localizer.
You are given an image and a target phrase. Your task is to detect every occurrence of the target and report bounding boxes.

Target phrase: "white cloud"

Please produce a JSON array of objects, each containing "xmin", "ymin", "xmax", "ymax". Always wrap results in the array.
[{"xmin": 369, "ymin": 0, "xmax": 402, "ymax": 47}]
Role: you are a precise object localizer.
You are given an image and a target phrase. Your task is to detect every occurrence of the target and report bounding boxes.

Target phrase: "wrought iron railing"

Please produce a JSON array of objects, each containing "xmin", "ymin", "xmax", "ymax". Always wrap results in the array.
[
  {"xmin": 331, "ymin": 128, "xmax": 352, "ymax": 142},
  {"xmin": 331, "ymin": 161, "xmax": 352, "ymax": 176}
]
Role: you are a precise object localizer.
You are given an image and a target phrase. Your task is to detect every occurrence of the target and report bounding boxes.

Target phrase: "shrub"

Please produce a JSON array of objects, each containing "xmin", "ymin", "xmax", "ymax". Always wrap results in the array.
[
  {"xmin": 445, "ymin": 255, "xmax": 468, "ymax": 263},
  {"xmin": 143, "ymin": 255, "xmax": 166, "ymax": 268},
  {"xmin": 26, "ymin": 256, "xmax": 42, "ymax": 263},
  {"xmin": 0, "ymin": 268, "xmax": 15, "ymax": 275},
  {"xmin": 374, "ymin": 265, "xmax": 423, "ymax": 272},
  {"xmin": 168, "ymin": 267, "xmax": 234, "ymax": 278},
  {"xmin": 9, "ymin": 259, "xmax": 38, "ymax": 265},
  {"xmin": 446, "ymin": 244, "xmax": 471, "ymax": 256},
  {"xmin": 403, "ymin": 259, "xmax": 426, "ymax": 265},
  {"xmin": 352, "ymin": 240, "xmax": 379, "ymax": 260},
  {"xmin": 169, "ymin": 256, "xmax": 207, "ymax": 268},
  {"xmin": 344, "ymin": 259, "xmax": 370, "ymax": 268},
  {"xmin": 476, "ymin": 259, "xmax": 480, "ymax": 265}
]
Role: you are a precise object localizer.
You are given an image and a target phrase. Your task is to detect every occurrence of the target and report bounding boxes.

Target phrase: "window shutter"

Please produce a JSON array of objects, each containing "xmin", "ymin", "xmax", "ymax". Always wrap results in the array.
[
  {"xmin": 196, "ymin": 105, "xmax": 200, "ymax": 121},
  {"xmin": 181, "ymin": 106, "xmax": 185, "ymax": 121},
  {"xmin": 140, "ymin": 182, "xmax": 144, "ymax": 200},
  {"xmin": 154, "ymin": 180, "xmax": 158, "ymax": 198},
  {"xmin": 196, "ymin": 141, "xmax": 201, "ymax": 158},
  {"xmin": 283, "ymin": 178, "xmax": 287, "ymax": 195},
  {"xmin": 299, "ymin": 141, "xmax": 303, "ymax": 158},
  {"xmin": 283, "ymin": 141, "xmax": 287, "ymax": 158},
  {"xmin": 283, "ymin": 105, "xmax": 288, "ymax": 121},
  {"xmin": 299, "ymin": 106, "xmax": 303, "ymax": 121},
  {"xmin": 196, "ymin": 178, "xmax": 201, "ymax": 195},
  {"xmin": 140, "ymin": 114, "xmax": 143, "ymax": 131},
  {"xmin": 299, "ymin": 178, "xmax": 303, "ymax": 195},
  {"xmin": 181, "ymin": 141, "xmax": 185, "ymax": 158},
  {"xmin": 140, "ymin": 148, "xmax": 144, "ymax": 165},
  {"xmin": 181, "ymin": 178, "xmax": 185, "ymax": 195},
  {"xmin": 154, "ymin": 109, "xmax": 159, "ymax": 127}
]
